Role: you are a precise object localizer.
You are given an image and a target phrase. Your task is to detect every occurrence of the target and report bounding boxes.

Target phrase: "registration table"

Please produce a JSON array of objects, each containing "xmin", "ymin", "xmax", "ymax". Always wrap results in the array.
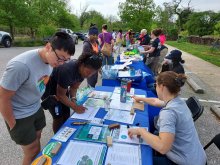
[
  {"xmin": 102, "ymin": 55, "xmax": 155, "ymax": 92},
  {"xmin": 34, "ymin": 86, "xmax": 155, "ymax": 165}
]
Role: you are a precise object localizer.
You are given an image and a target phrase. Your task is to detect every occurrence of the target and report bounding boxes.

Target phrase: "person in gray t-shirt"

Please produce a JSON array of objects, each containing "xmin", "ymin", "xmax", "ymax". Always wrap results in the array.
[
  {"xmin": 129, "ymin": 71, "xmax": 207, "ymax": 165},
  {"xmin": 0, "ymin": 32, "xmax": 75, "ymax": 165}
]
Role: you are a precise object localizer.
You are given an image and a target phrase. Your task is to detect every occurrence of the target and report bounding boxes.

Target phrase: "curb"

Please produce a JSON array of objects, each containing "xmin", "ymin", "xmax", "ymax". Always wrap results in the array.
[
  {"xmin": 210, "ymin": 105, "xmax": 220, "ymax": 119},
  {"xmin": 186, "ymin": 77, "xmax": 204, "ymax": 94}
]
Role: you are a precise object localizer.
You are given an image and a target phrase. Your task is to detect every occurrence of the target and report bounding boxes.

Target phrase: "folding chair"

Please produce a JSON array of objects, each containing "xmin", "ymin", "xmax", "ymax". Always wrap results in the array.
[
  {"xmin": 204, "ymin": 133, "xmax": 220, "ymax": 150},
  {"xmin": 185, "ymin": 96, "xmax": 204, "ymax": 121}
]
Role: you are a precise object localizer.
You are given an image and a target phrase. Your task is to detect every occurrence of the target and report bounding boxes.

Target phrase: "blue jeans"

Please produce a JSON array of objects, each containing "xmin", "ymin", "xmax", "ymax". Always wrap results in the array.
[{"xmin": 102, "ymin": 55, "xmax": 114, "ymax": 65}]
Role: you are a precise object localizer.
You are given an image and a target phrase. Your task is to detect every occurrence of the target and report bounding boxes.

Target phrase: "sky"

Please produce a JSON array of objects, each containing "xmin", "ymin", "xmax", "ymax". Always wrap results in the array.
[{"xmin": 69, "ymin": 0, "xmax": 220, "ymax": 18}]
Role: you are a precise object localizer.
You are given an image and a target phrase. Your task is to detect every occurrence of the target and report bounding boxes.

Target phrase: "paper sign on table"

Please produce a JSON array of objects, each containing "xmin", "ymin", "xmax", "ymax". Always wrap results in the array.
[
  {"xmin": 104, "ymin": 109, "xmax": 136, "ymax": 124},
  {"xmin": 57, "ymin": 141, "xmax": 106, "ymax": 165},
  {"xmin": 104, "ymin": 142, "xmax": 141, "ymax": 165},
  {"xmin": 70, "ymin": 107, "xmax": 99, "ymax": 120},
  {"xmin": 110, "ymin": 99, "xmax": 133, "ymax": 111}
]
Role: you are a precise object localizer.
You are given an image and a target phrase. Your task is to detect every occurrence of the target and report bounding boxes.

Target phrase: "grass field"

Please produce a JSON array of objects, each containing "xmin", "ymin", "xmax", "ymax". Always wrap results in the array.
[{"xmin": 166, "ymin": 41, "xmax": 220, "ymax": 67}]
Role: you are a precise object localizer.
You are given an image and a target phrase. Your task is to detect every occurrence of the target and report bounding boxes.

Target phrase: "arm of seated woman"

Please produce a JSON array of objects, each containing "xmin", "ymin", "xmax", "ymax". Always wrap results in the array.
[
  {"xmin": 128, "ymin": 128, "xmax": 174, "ymax": 154},
  {"xmin": 132, "ymin": 95, "xmax": 165, "ymax": 107}
]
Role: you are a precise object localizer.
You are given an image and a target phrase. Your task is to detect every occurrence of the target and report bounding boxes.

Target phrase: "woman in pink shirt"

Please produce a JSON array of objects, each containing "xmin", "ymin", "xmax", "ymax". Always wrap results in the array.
[{"xmin": 159, "ymin": 29, "xmax": 166, "ymax": 45}]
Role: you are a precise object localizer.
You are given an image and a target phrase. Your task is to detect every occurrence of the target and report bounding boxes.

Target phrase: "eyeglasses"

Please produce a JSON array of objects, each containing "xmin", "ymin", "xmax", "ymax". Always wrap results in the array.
[{"xmin": 51, "ymin": 46, "xmax": 70, "ymax": 62}]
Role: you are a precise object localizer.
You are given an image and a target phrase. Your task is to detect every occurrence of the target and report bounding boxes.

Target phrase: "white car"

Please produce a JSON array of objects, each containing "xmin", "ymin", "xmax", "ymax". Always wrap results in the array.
[
  {"xmin": 57, "ymin": 28, "xmax": 78, "ymax": 44},
  {"xmin": 0, "ymin": 31, "xmax": 12, "ymax": 47}
]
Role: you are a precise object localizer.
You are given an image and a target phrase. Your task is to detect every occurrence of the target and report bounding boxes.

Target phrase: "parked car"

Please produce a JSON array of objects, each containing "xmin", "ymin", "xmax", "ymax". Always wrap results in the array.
[
  {"xmin": 84, "ymin": 33, "xmax": 89, "ymax": 40},
  {"xmin": 0, "ymin": 31, "xmax": 12, "ymax": 48},
  {"xmin": 57, "ymin": 28, "xmax": 78, "ymax": 44},
  {"xmin": 74, "ymin": 32, "xmax": 86, "ymax": 41},
  {"xmin": 43, "ymin": 28, "xmax": 78, "ymax": 45}
]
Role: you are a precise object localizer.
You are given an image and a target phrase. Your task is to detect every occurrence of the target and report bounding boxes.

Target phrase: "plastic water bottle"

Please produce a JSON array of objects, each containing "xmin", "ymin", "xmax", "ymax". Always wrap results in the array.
[{"xmin": 120, "ymin": 79, "xmax": 127, "ymax": 103}]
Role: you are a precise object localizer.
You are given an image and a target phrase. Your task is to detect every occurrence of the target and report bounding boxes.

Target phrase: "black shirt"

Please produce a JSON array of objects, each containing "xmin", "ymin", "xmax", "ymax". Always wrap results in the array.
[
  {"xmin": 149, "ymin": 38, "xmax": 161, "ymax": 57},
  {"xmin": 139, "ymin": 34, "xmax": 151, "ymax": 45},
  {"xmin": 44, "ymin": 60, "xmax": 84, "ymax": 96},
  {"xmin": 172, "ymin": 63, "xmax": 185, "ymax": 74}
]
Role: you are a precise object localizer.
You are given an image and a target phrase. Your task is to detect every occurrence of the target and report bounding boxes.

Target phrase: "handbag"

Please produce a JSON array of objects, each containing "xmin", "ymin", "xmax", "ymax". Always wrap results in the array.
[{"xmin": 101, "ymin": 33, "xmax": 112, "ymax": 56}]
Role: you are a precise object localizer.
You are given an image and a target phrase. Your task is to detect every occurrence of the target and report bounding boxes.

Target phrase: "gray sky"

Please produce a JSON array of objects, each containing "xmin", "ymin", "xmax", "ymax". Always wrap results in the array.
[{"xmin": 70, "ymin": 0, "xmax": 220, "ymax": 17}]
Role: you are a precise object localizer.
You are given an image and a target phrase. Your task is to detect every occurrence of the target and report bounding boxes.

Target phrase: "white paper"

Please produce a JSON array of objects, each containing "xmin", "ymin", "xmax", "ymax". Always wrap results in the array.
[
  {"xmin": 104, "ymin": 143, "xmax": 141, "ymax": 165},
  {"xmin": 83, "ymin": 98, "xmax": 105, "ymax": 108},
  {"xmin": 113, "ymin": 125, "xmax": 149, "ymax": 145},
  {"xmin": 118, "ymin": 71, "xmax": 131, "ymax": 77},
  {"xmin": 57, "ymin": 141, "xmax": 105, "ymax": 165},
  {"xmin": 111, "ymin": 64, "xmax": 125, "ymax": 70},
  {"xmin": 104, "ymin": 109, "xmax": 136, "ymax": 124},
  {"xmin": 88, "ymin": 91, "xmax": 112, "ymax": 100},
  {"xmin": 110, "ymin": 93, "xmax": 133, "ymax": 103},
  {"xmin": 70, "ymin": 107, "xmax": 99, "ymax": 120},
  {"xmin": 88, "ymin": 126, "xmax": 102, "ymax": 140},
  {"xmin": 52, "ymin": 127, "xmax": 76, "ymax": 142},
  {"xmin": 110, "ymin": 99, "xmax": 133, "ymax": 111}
]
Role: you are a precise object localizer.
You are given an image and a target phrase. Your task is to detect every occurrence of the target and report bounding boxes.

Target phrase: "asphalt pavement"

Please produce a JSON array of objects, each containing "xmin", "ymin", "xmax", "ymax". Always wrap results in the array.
[{"xmin": 0, "ymin": 42, "xmax": 219, "ymax": 164}]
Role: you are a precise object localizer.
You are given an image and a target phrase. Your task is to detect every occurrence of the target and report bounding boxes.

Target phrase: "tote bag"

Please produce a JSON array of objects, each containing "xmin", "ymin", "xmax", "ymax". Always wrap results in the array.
[{"xmin": 101, "ymin": 33, "xmax": 112, "ymax": 56}]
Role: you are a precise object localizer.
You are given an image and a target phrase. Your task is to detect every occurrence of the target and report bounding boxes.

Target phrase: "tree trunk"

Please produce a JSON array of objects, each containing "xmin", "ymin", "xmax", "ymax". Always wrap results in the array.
[
  {"xmin": 30, "ymin": 28, "xmax": 35, "ymax": 40},
  {"xmin": 9, "ymin": 23, "xmax": 14, "ymax": 40}
]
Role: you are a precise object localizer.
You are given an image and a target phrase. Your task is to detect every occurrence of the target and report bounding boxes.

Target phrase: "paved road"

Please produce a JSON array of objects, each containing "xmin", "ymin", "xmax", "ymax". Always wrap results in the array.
[{"xmin": 0, "ymin": 43, "xmax": 219, "ymax": 164}]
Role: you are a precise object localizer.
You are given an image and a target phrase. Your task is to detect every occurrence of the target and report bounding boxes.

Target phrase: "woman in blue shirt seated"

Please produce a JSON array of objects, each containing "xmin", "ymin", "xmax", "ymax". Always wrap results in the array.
[{"xmin": 129, "ymin": 71, "xmax": 206, "ymax": 165}]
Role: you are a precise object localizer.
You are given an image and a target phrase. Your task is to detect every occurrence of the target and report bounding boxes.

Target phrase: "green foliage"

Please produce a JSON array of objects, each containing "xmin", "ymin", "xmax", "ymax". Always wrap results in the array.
[
  {"xmin": 167, "ymin": 28, "xmax": 178, "ymax": 40},
  {"xmin": 36, "ymin": 24, "xmax": 57, "ymax": 38},
  {"xmin": 186, "ymin": 11, "xmax": 220, "ymax": 36},
  {"xmin": 79, "ymin": 10, "xmax": 106, "ymax": 32},
  {"xmin": 118, "ymin": 0, "xmax": 155, "ymax": 32},
  {"xmin": 154, "ymin": 5, "xmax": 174, "ymax": 32},
  {"xmin": 0, "ymin": 0, "xmax": 79, "ymax": 40},
  {"xmin": 214, "ymin": 22, "xmax": 220, "ymax": 36},
  {"xmin": 179, "ymin": 30, "xmax": 189, "ymax": 37},
  {"xmin": 167, "ymin": 41, "xmax": 220, "ymax": 67},
  {"xmin": 13, "ymin": 38, "xmax": 44, "ymax": 47}
]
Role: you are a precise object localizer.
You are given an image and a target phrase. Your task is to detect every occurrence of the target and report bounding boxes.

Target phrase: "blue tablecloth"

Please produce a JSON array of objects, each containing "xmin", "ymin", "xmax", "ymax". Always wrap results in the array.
[
  {"xmin": 35, "ymin": 86, "xmax": 154, "ymax": 165},
  {"xmin": 102, "ymin": 56, "xmax": 155, "ymax": 91}
]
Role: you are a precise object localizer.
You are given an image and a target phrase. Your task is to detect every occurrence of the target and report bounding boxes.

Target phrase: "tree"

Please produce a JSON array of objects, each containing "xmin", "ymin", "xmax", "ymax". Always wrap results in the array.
[
  {"xmin": 0, "ymin": 0, "xmax": 28, "ymax": 39},
  {"xmin": 79, "ymin": 4, "xmax": 89, "ymax": 28},
  {"xmin": 118, "ymin": 0, "xmax": 155, "ymax": 32},
  {"xmin": 163, "ymin": 0, "xmax": 193, "ymax": 31},
  {"xmin": 79, "ymin": 10, "xmax": 106, "ymax": 31},
  {"xmin": 186, "ymin": 11, "xmax": 220, "ymax": 36},
  {"xmin": 154, "ymin": 5, "xmax": 176, "ymax": 32}
]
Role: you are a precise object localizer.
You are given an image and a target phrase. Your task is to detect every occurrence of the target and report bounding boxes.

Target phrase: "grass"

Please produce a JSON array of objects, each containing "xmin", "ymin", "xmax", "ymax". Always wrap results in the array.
[{"xmin": 166, "ymin": 41, "xmax": 220, "ymax": 67}]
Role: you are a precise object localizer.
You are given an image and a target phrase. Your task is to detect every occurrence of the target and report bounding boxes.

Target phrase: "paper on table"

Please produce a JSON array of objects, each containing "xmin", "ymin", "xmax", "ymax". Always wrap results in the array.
[
  {"xmin": 111, "ymin": 93, "xmax": 133, "ymax": 103},
  {"xmin": 52, "ymin": 127, "xmax": 76, "ymax": 142},
  {"xmin": 57, "ymin": 141, "xmax": 106, "ymax": 165},
  {"xmin": 118, "ymin": 71, "xmax": 131, "ymax": 77},
  {"xmin": 104, "ymin": 109, "xmax": 136, "ymax": 124},
  {"xmin": 70, "ymin": 107, "xmax": 99, "ymax": 120},
  {"xmin": 104, "ymin": 143, "xmax": 141, "ymax": 165},
  {"xmin": 113, "ymin": 125, "xmax": 148, "ymax": 145},
  {"xmin": 88, "ymin": 91, "xmax": 112, "ymax": 100},
  {"xmin": 83, "ymin": 98, "xmax": 105, "ymax": 108},
  {"xmin": 110, "ymin": 99, "xmax": 133, "ymax": 111}
]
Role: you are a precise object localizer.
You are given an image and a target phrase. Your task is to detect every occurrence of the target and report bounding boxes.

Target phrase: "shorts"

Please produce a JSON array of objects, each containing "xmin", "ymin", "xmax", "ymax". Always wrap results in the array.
[{"xmin": 6, "ymin": 107, "xmax": 46, "ymax": 145}]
